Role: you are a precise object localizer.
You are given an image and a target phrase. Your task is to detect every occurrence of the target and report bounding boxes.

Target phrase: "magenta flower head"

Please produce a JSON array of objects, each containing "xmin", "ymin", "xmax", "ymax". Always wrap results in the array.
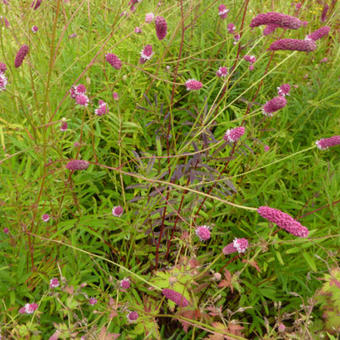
[
  {"xmin": 112, "ymin": 205, "xmax": 123, "ymax": 217},
  {"xmin": 155, "ymin": 16, "xmax": 167, "ymax": 40},
  {"xmin": 42, "ymin": 214, "xmax": 50, "ymax": 222},
  {"xmin": 224, "ymin": 126, "xmax": 245, "ymax": 143},
  {"xmin": 306, "ymin": 26, "xmax": 330, "ymax": 41},
  {"xmin": 277, "ymin": 83, "xmax": 290, "ymax": 96},
  {"xmin": 31, "ymin": 0, "xmax": 42, "ymax": 10},
  {"xmin": 243, "ymin": 55, "xmax": 256, "ymax": 64},
  {"xmin": 216, "ymin": 66, "xmax": 228, "ymax": 78},
  {"xmin": 196, "ymin": 225, "xmax": 211, "ymax": 241},
  {"xmin": 95, "ymin": 100, "xmax": 109, "ymax": 116},
  {"xmin": 263, "ymin": 96, "xmax": 287, "ymax": 116},
  {"xmin": 162, "ymin": 289, "xmax": 189, "ymax": 307},
  {"xmin": 263, "ymin": 24, "xmax": 278, "ymax": 36},
  {"xmin": 0, "ymin": 62, "xmax": 7, "ymax": 73},
  {"xmin": 60, "ymin": 119, "xmax": 68, "ymax": 132},
  {"xmin": 135, "ymin": 26, "xmax": 142, "ymax": 34},
  {"xmin": 50, "ymin": 278, "xmax": 59, "ymax": 288},
  {"xmin": 106, "ymin": 53, "xmax": 122, "ymax": 70},
  {"xmin": 127, "ymin": 311, "xmax": 139, "ymax": 322},
  {"xmin": 227, "ymin": 23, "xmax": 236, "ymax": 34},
  {"xmin": 223, "ymin": 238, "xmax": 249, "ymax": 255},
  {"xmin": 269, "ymin": 38, "xmax": 316, "ymax": 52},
  {"xmin": 0, "ymin": 73, "xmax": 7, "ymax": 91},
  {"xmin": 113, "ymin": 92, "xmax": 119, "ymax": 100},
  {"xmin": 315, "ymin": 136, "xmax": 340, "ymax": 150},
  {"xmin": 14, "ymin": 45, "xmax": 29, "ymax": 68},
  {"xmin": 120, "ymin": 278, "xmax": 130, "ymax": 290},
  {"xmin": 250, "ymin": 12, "xmax": 302, "ymax": 29},
  {"xmin": 140, "ymin": 44, "xmax": 153, "ymax": 64},
  {"xmin": 66, "ymin": 160, "xmax": 89, "ymax": 171},
  {"xmin": 218, "ymin": 4, "xmax": 229, "ymax": 19},
  {"xmin": 89, "ymin": 297, "xmax": 97, "ymax": 305},
  {"xmin": 145, "ymin": 12, "xmax": 154, "ymax": 23},
  {"xmin": 70, "ymin": 84, "xmax": 86, "ymax": 99},
  {"xmin": 233, "ymin": 33, "xmax": 240, "ymax": 44},
  {"xmin": 321, "ymin": 4, "xmax": 329, "ymax": 22},
  {"xmin": 185, "ymin": 79, "xmax": 203, "ymax": 91},
  {"xmin": 75, "ymin": 94, "xmax": 89, "ymax": 107},
  {"xmin": 32, "ymin": 25, "xmax": 38, "ymax": 33},
  {"xmin": 257, "ymin": 206, "xmax": 309, "ymax": 237},
  {"xmin": 19, "ymin": 303, "xmax": 38, "ymax": 314}
]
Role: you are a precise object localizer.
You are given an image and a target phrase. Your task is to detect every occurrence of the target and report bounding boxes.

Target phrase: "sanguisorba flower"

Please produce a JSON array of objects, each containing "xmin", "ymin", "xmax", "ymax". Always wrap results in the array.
[
  {"xmin": 223, "ymin": 238, "xmax": 249, "ymax": 255},
  {"xmin": 60, "ymin": 118, "xmax": 68, "ymax": 132},
  {"xmin": 120, "ymin": 278, "xmax": 130, "ymax": 290},
  {"xmin": 196, "ymin": 225, "xmax": 211, "ymax": 241},
  {"xmin": 263, "ymin": 24, "xmax": 278, "ymax": 36},
  {"xmin": 140, "ymin": 44, "xmax": 153, "ymax": 64},
  {"xmin": 89, "ymin": 297, "xmax": 97, "ymax": 305},
  {"xmin": 162, "ymin": 289, "xmax": 189, "ymax": 307},
  {"xmin": 0, "ymin": 62, "xmax": 7, "ymax": 73},
  {"xmin": 269, "ymin": 38, "xmax": 316, "ymax": 52},
  {"xmin": 14, "ymin": 45, "xmax": 29, "ymax": 68},
  {"xmin": 262, "ymin": 96, "xmax": 287, "ymax": 116},
  {"xmin": 216, "ymin": 66, "xmax": 228, "ymax": 78},
  {"xmin": 50, "ymin": 278, "xmax": 59, "ymax": 288},
  {"xmin": 321, "ymin": 4, "xmax": 329, "ymax": 22},
  {"xmin": 145, "ymin": 12, "xmax": 154, "ymax": 23},
  {"xmin": 32, "ymin": 25, "xmax": 38, "ymax": 33},
  {"xmin": 315, "ymin": 136, "xmax": 340, "ymax": 150},
  {"xmin": 223, "ymin": 126, "xmax": 245, "ymax": 143},
  {"xmin": 227, "ymin": 23, "xmax": 236, "ymax": 34},
  {"xmin": 112, "ymin": 206, "xmax": 124, "ymax": 217},
  {"xmin": 66, "ymin": 160, "xmax": 89, "ymax": 171},
  {"xmin": 19, "ymin": 303, "xmax": 38, "ymax": 314},
  {"xmin": 155, "ymin": 16, "xmax": 167, "ymax": 40},
  {"xmin": 218, "ymin": 4, "xmax": 229, "ymax": 19},
  {"xmin": 185, "ymin": 79, "xmax": 203, "ymax": 91},
  {"xmin": 250, "ymin": 12, "xmax": 302, "ymax": 29},
  {"xmin": 75, "ymin": 93, "xmax": 89, "ymax": 107},
  {"xmin": 106, "ymin": 53, "xmax": 122, "ymax": 70},
  {"xmin": 0, "ymin": 73, "xmax": 7, "ymax": 91},
  {"xmin": 257, "ymin": 206, "xmax": 309, "ymax": 237},
  {"xmin": 70, "ymin": 84, "xmax": 86, "ymax": 99},
  {"xmin": 31, "ymin": 0, "xmax": 42, "ymax": 10},
  {"xmin": 306, "ymin": 26, "xmax": 330, "ymax": 41},
  {"xmin": 42, "ymin": 214, "xmax": 50, "ymax": 222},
  {"xmin": 277, "ymin": 83, "xmax": 290, "ymax": 96},
  {"xmin": 127, "ymin": 311, "xmax": 139, "ymax": 322},
  {"xmin": 95, "ymin": 100, "xmax": 109, "ymax": 116}
]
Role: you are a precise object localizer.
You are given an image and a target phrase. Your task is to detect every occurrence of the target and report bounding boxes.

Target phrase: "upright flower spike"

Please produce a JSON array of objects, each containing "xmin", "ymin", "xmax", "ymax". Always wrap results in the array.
[
  {"xmin": 250, "ymin": 12, "xmax": 302, "ymax": 29},
  {"xmin": 223, "ymin": 238, "xmax": 249, "ymax": 255},
  {"xmin": 224, "ymin": 126, "xmax": 245, "ymax": 143},
  {"xmin": 315, "ymin": 136, "xmax": 340, "ymax": 150},
  {"xmin": 75, "ymin": 94, "xmax": 89, "ymax": 107},
  {"xmin": 216, "ymin": 66, "xmax": 228, "ymax": 78},
  {"xmin": 263, "ymin": 96, "xmax": 287, "ymax": 116},
  {"xmin": 50, "ymin": 278, "xmax": 60, "ymax": 288},
  {"xmin": 120, "ymin": 277, "xmax": 130, "ymax": 290},
  {"xmin": 31, "ymin": 0, "xmax": 42, "ymax": 10},
  {"xmin": 269, "ymin": 39, "xmax": 316, "ymax": 52},
  {"xmin": 140, "ymin": 44, "xmax": 153, "ymax": 64},
  {"xmin": 155, "ymin": 16, "xmax": 167, "ymax": 40},
  {"xmin": 263, "ymin": 24, "xmax": 278, "ymax": 36},
  {"xmin": 162, "ymin": 289, "xmax": 189, "ymax": 307},
  {"xmin": 14, "ymin": 45, "xmax": 29, "ymax": 68},
  {"xmin": 66, "ymin": 160, "xmax": 89, "ymax": 171},
  {"xmin": 0, "ymin": 62, "xmax": 7, "ymax": 73},
  {"xmin": 277, "ymin": 83, "xmax": 290, "ymax": 96},
  {"xmin": 196, "ymin": 225, "xmax": 211, "ymax": 241},
  {"xmin": 257, "ymin": 206, "xmax": 309, "ymax": 237},
  {"xmin": 227, "ymin": 23, "xmax": 236, "ymax": 34},
  {"xmin": 218, "ymin": 4, "xmax": 229, "ymax": 19},
  {"xmin": 185, "ymin": 79, "xmax": 203, "ymax": 91},
  {"xmin": 320, "ymin": 4, "xmax": 329, "ymax": 22},
  {"xmin": 106, "ymin": 53, "xmax": 122, "ymax": 70},
  {"xmin": 306, "ymin": 26, "xmax": 330, "ymax": 41},
  {"xmin": 95, "ymin": 100, "xmax": 109, "ymax": 116}
]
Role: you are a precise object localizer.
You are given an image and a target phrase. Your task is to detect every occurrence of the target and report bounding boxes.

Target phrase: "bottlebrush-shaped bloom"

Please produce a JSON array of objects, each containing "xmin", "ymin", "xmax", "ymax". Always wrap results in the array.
[
  {"xmin": 120, "ymin": 278, "xmax": 130, "ymax": 290},
  {"xmin": 75, "ymin": 94, "xmax": 89, "ymax": 107},
  {"xmin": 14, "ymin": 45, "xmax": 29, "ymax": 68},
  {"xmin": 269, "ymin": 38, "xmax": 316, "ymax": 52},
  {"xmin": 250, "ymin": 12, "xmax": 302, "ymax": 29},
  {"xmin": 145, "ymin": 12, "xmax": 154, "ymax": 23},
  {"xmin": 42, "ymin": 214, "xmax": 50, "ymax": 222},
  {"xmin": 32, "ymin": 25, "xmax": 38, "ymax": 33},
  {"xmin": 106, "ymin": 53, "xmax": 122, "ymax": 70},
  {"xmin": 0, "ymin": 62, "xmax": 7, "ymax": 73},
  {"xmin": 257, "ymin": 206, "xmax": 309, "ymax": 237},
  {"xmin": 127, "ymin": 311, "xmax": 139, "ymax": 322},
  {"xmin": 19, "ymin": 303, "xmax": 38, "ymax": 314},
  {"xmin": 31, "ymin": 0, "xmax": 42, "ymax": 10},
  {"xmin": 196, "ymin": 225, "xmax": 211, "ymax": 241},
  {"xmin": 185, "ymin": 79, "xmax": 203, "ymax": 91},
  {"xmin": 263, "ymin": 96, "xmax": 287, "ymax": 116},
  {"xmin": 218, "ymin": 4, "xmax": 229, "ymax": 19},
  {"xmin": 227, "ymin": 23, "xmax": 236, "ymax": 34},
  {"xmin": 224, "ymin": 126, "xmax": 245, "ymax": 143},
  {"xmin": 277, "ymin": 83, "xmax": 290, "ymax": 96},
  {"xmin": 263, "ymin": 24, "xmax": 278, "ymax": 36},
  {"xmin": 0, "ymin": 73, "xmax": 7, "ymax": 91},
  {"xmin": 216, "ymin": 66, "xmax": 228, "ymax": 77},
  {"xmin": 66, "ymin": 160, "xmax": 89, "ymax": 171},
  {"xmin": 315, "ymin": 136, "xmax": 340, "ymax": 150},
  {"xmin": 223, "ymin": 238, "xmax": 249, "ymax": 255},
  {"xmin": 162, "ymin": 289, "xmax": 189, "ymax": 307},
  {"xmin": 95, "ymin": 100, "xmax": 109, "ymax": 116},
  {"xmin": 155, "ymin": 16, "xmax": 167, "ymax": 40},
  {"xmin": 112, "ymin": 205, "xmax": 123, "ymax": 217},
  {"xmin": 321, "ymin": 4, "xmax": 329, "ymax": 22},
  {"xmin": 50, "ymin": 278, "xmax": 59, "ymax": 288},
  {"xmin": 243, "ymin": 55, "xmax": 256, "ymax": 64},
  {"xmin": 306, "ymin": 26, "xmax": 330, "ymax": 41},
  {"xmin": 140, "ymin": 44, "xmax": 153, "ymax": 64}
]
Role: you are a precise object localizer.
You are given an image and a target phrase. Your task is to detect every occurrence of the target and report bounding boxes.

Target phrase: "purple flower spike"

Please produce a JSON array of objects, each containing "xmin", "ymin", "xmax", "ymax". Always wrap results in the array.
[
  {"xmin": 185, "ymin": 79, "xmax": 203, "ymax": 91},
  {"xmin": 14, "ymin": 45, "xmax": 29, "ymax": 68},
  {"xmin": 277, "ymin": 83, "xmax": 290, "ymax": 96},
  {"xmin": 140, "ymin": 44, "xmax": 153, "ymax": 64},
  {"xmin": 250, "ymin": 12, "xmax": 302, "ymax": 29},
  {"xmin": 162, "ymin": 289, "xmax": 189, "ymax": 307},
  {"xmin": 321, "ymin": 4, "xmax": 329, "ymax": 22},
  {"xmin": 50, "ymin": 278, "xmax": 59, "ymax": 288},
  {"xmin": 269, "ymin": 39, "xmax": 316, "ymax": 52},
  {"xmin": 31, "ymin": 0, "xmax": 42, "ymax": 10},
  {"xmin": 227, "ymin": 23, "xmax": 236, "ymax": 34},
  {"xmin": 66, "ymin": 160, "xmax": 89, "ymax": 171},
  {"xmin": 0, "ymin": 73, "xmax": 7, "ymax": 91},
  {"xmin": 263, "ymin": 24, "xmax": 278, "ymax": 36},
  {"xmin": 0, "ymin": 62, "xmax": 7, "ymax": 73},
  {"xmin": 263, "ymin": 96, "xmax": 287, "ymax": 116},
  {"xmin": 75, "ymin": 94, "xmax": 89, "ymax": 107},
  {"xmin": 127, "ymin": 311, "xmax": 139, "ymax": 322},
  {"xmin": 218, "ymin": 4, "xmax": 229, "ymax": 19},
  {"xmin": 19, "ymin": 303, "xmax": 38, "ymax": 314},
  {"xmin": 316, "ymin": 136, "xmax": 340, "ymax": 150},
  {"xmin": 196, "ymin": 225, "xmax": 211, "ymax": 241},
  {"xmin": 120, "ymin": 278, "xmax": 130, "ymax": 290},
  {"xmin": 216, "ymin": 66, "xmax": 228, "ymax": 78},
  {"xmin": 257, "ymin": 206, "xmax": 309, "ymax": 237},
  {"xmin": 224, "ymin": 126, "xmax": 245, "ymax": 143},
  {"xmin": 306, "ymin": 26, "xmax": 330, "ymax": 41},
  {"xmin": 112, "ymin": 206, "xmax": 124, "ymax": 217},
  {"xmin": 106, "ymin": 53, "xmax": 122, "ymax": 70},
  {"xmin": 155, "ymin": 16, "xmax": 167, "ymax": 40},
  {"xmin": 223, "ymin": 238, "xmax": 249, "ymax": 255}
]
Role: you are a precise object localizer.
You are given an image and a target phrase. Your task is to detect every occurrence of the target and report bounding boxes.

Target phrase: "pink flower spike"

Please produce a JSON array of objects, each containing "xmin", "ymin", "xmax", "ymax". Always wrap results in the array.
[
  {"xmin": 264, "ymin": 145, "xmax": 270, "ymax": 152},
  {"xmin": 66, "ymin": 160, "xmax": 89, "ymax": 171},
  {"xmin": 277, "ymin": 83, "xmax": 290, "ymax": 96},
  {"xmin": 155, "ymin": 16, "xmax": 167, "ymax": 40},
  {"xmin": 269, "ymin": 38, "xmax": 316, "ymax": 52},
  {"xmin": 75, "ymin": 94, "xmax": 89, "ymax": 107},
  {"xmin": 196, "ymin": 225, "xmax": 211, "ymax": 241},
  {"xmin": 249, "ymin": 64, "xmax": 254, "ymax": 71},
  {"xmin": 15, "ymin": 45, "xmax": 29, "ymax": 68},
  {"xmin": 50, "ymin": 278, "xmax": 59, "ymax": 288},
  {"xmin": 250, "ymin": 12, "xmax": 302, "ymax": 29},
  {"xmin": 76, "ymin": 84, "xmax": 86, "ymax": 94},
  {"xmin": 223, "ymin": 238, "xmax": 249, "ymax": 255},
  {"xmin": 263, "ymin": 24, "xmax": 278, "ymax": 36},
  {"xmin": 89, "ymin": 297, "xmax": 97, "ymax": 305},
  {"xmin": 306, "ymin": 26, "xmax": 330, "ymax": 41},
  {"xmin": 0, "ymin": 62, "xmax": 7, "ymax": 73},
  {"xmin": 60, "ymin": 120, "xmax": 68, "ymax": 132},
  {"xmin": 227, "ymin": 23, "xmax": 236, "ymax": 34},
  {"xmin": 321, "ymin": 4, "xmax": 329, "ymax": 22},
  {"xmin": 162, "ymin": 289, "xmax": 189, "ymax": 307},
  {"xmin": 20, "ymin": 303, "xmax": 38, "ymax": 314},
  {"xmin": 0, "ymin": 74, "xmax": 7, "ymax": 91},
  {"xmin": 145, "ymin": 12, "xmax": 154, "ymax": 23},
  {"xmin": 112, "ymin": 205, "xmax": 123, "ymax": 217},
  {"xmin": 127, "ymin": 311, "xmax": 139, "ymax": 322},
  {"xmin": 95, "ymin": 101, "xmax": 109, "ymax": 116},
  {"xmin": 216, "ymin": 66, "xmax": 228, "ymax": 78},
  {"xmin": 135, "ymin": 26, "xmax": 142, "ymax": 34},
  {"xmin": 31, "ymin": 0, "xmax": 42, "ymax": 10},
  {"xmin": 233, "ymin": 34, "xmax": 240, "ymax": 44},
  {"xmin": 31, "ymin": 25, "xmax": 38, "ymax": 33},
  {"xmin": 42, "ymin": 214, "xmax": 50, "ymax": 222},
  {"xmin": 185, "ymin": 79, "xmax": 203, "ymax": 91},
  {"xmin": 315, "ymin": 136, "xmax": 340, "ymax": 150},
  {"xmin": 140, "ymin": 44, "xmax": 153, "ymax": 64},
  {"xmin": 263, "ymin": 96, "xmax": 287, "ymax": 116},
  {"xmin": 257, "ymin": 206, "xmax": 309, "ymax": 237},
  {"xmin": 244, "ymin": 55, "xmax": 256, "ymax": 64},
  {"xmin": 106, "ymin": 53, "xmax": 122, "ymax": 70},
  {"xmin": 120, "ymin": 278, "xmax": 130, "ymax": 290},
  {"xmin": 0, "ymin": 16, "xmax": 10, "ymax": 27},
  {"xmin": 223, "ymin": 126, "xmax": 245, "ymax": 143},
  {"xmin": 218, "ymin": 4, "xmax": 229, "ymax": 19}
]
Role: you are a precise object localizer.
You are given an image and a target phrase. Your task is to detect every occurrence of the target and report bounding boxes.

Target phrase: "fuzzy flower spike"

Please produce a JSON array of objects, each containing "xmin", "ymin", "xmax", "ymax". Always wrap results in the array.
[
  {"xmin": 162, "ymin": 289, "xmax": 189, "ymax": 307},
  {"xmin": 185, "ymin": 79, "xmax": 203, "ymax": 91},
  {"xmin": 269, "ymin": 39, "xmax": 316, "ymax": 52},
  {"xmin": 66, "ymin": 160, "xmax": 89, "ymax": 171},
  {"xmin": 155, "ymin": 16, "xmax": 167, "ymax": 40},
  {"xmin": 140, "ymin": 45, "xmax": 153, "ymax": 64},
  {"xmin": 306, "ymin": 26, "xmax": 330, "ymax": 41},
  {"xmin": 196, "ymin": 225, "xmax": 211, "ymax": 241},
  {"xmin": 15, "ymin": 45, "xmax": 29, "ymax": 68},
  {"xmin": 223, "ymin": 238, "xmax": 249, "ymax": 255},
  {"xmin": 263, "ymin": 96, "xmax": 287, "ymax": 116},
  {"xmin": 257, "ymin": 206, "xmax": 309, "ymax": 237},
  {"xmin": 250, "ymin": 12, "xmax": 302, "ymax": 29},
  {"xmin": 224, "ymin": 126, "xmax": 245, "ymax": 143},
  {"xmin": 315, "ymin": 136, "xmax": 340, "ymax": 150},
  {"xmin": 218, "ymin": 4, "xmax": 229, "ymax": 19}
]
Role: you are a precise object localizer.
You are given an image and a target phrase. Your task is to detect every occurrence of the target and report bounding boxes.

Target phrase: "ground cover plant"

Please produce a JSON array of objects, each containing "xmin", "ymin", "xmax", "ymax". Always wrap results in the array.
[{"xmin": 0, "ymin": 0, "xmax": 339, "ymax": 339}]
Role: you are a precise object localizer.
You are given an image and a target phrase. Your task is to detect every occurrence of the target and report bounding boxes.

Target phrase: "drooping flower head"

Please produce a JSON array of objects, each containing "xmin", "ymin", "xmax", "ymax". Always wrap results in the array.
[
  {"xmin": 155, "ymin": 16, "xmax": 167, "ymax": 40},
  {"xmin": 50, "ymin": 278, "xmax": 59, "ymax": 288},
  {"xmin": 257, "ymin": 206, "xmax": 309, "ymax": 237},
  {"xmin": 250, "ymin": 12, "xmax": 302, "ymax": 29},
  {"xmin": 14, "ymin": 45, "xmax": 29, "ymax": 68},
  {"xmin": 306, "ymin": 26, "xmax": 330, "ymax": 41},
  {"xmin": 263, "ymin": 24, "xmax": 278, "ymax": 36},
  {"xmin": 162, "ymin": 289, "xmax": 189, "ymax": 307},
  {"xmin": 140, "ymin": 44, "xmax": 153, "ymax": 64},
  {"xmin": 66, "ymin": 160, "xmax": 89, "ymax": 171},
  {"xmin": 185, "ymin": 79, "xmax": 203, "ymax": 91},
  {"xmin": 315, "ymin": 136, "xmax": 340, "ymax": 150},
  {"xmin": 42, "ymin": 214, "xmax": 50, "ymax": 222},
  {"xmin": 112, "ymin": 205, "xmax": 124, "ymax": 217},
  {"xmin": 218, "ymin": 4, "xmax": 229, "ymax": 19},
  {"xmin": 277, "ymin": 83, "xmax": 290, "ymax": 96},
  {"xmin": 145, "ymin": 12, "xmax": 154, "ymax": 23},
  {"xmin": 216, "ymin": 66, "xmax": 228, "ymax": 78},
  {"xmin": 269, "ymin": 39, "xmax": 316, "ymax": 52},
  {"xmin": 19, "ymin": 303, "xmax": 38, "ymax": 314},
  {"xmin": 95, "ymin": 100, "xmax": 109, "ymax": 116},
  {"xmin": 223, "ymin": 238, "xmax": 249, "ymax": 255},
  {"xmin": 223, "ymin": 126, "xmax": 245, "ymax": 143},
  {"xmin": 196, "ymin": 225, "xmax": 211, "ymax": 241},
  {"xmin": 31, "ymin": 0, "xmax": 42, "ymax": 10},
  {"xmin": 0, "ymin": 73, "xmax": 7, "ymax": 91},
  {"xmin": 227, "ymin": 23, "xmax": 236, "ymax": 34},
  {"xmin": 262, "ymin": 96, "xmax": 287, "ymax": 116},
  {"xmin": 106, "ymin": 53, "xmax": 122, "ymax": 70},
  {"xmin": 120, "ymin": 278, "xmax": 130, "ymax": 290}
]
